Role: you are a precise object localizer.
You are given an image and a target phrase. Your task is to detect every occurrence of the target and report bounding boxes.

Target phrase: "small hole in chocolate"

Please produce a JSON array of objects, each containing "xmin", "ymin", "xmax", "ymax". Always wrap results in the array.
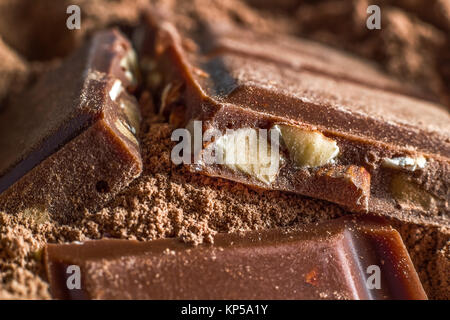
[{"xmin": 96, "ymin": 180, "xmax": 110, "ymax": 193}]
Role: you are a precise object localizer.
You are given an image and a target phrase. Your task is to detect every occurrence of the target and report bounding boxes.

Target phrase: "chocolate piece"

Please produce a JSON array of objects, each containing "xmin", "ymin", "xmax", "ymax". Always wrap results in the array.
[
  {"xmin": 138, "ymin": 11, "xmax": 449, "ymax": 226},
  {"xmin": 0, "ymin": 29, "xmax": 142, "ymax": 220},
  {"xmin": 44, "ymin": 216, "xmax": 427, "ymax": 300}
]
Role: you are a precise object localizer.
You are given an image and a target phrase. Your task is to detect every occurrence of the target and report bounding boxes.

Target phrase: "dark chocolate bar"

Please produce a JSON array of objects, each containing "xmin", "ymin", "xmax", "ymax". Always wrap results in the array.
[
  {"xmin": 138, "ymin": 10, "xmax": 449, "ymax": 226},
  {"xmin": 0, "ymin": 29, "xmax": 142, "ymax": 220},
  {"xmin": 44, "ymin": 216, "xmax": 427, "ymax": 300}
]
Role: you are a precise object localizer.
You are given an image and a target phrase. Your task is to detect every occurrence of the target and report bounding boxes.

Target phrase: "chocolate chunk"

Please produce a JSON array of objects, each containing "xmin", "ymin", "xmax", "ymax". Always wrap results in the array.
[
  {"xmin": 44, "ymin": 216, "xmax": 427, "ymax": 300},
  {"xmin": 138, "ymin": 10, "xmax": 449, "ymax": 226},
  {"xmin": 0, "ymin": 29, "xmax": 142, "ymax": 220}
]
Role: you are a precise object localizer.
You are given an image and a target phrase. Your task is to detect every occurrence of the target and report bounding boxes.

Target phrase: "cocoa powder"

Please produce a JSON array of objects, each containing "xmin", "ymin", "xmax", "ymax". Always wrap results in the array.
[{"xmin": 0, "ymin": 0, "xmax": 448, "ymax": 300}]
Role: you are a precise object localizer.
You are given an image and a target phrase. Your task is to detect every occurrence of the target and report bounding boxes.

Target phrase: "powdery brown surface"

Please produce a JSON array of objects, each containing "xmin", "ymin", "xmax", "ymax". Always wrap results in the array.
[{"xmin": 0, "ymin": 0, "xmax": 449, "ymax": 299}]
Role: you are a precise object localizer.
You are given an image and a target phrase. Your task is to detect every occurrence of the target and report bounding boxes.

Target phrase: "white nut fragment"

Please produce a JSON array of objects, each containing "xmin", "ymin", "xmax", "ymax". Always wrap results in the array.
[
  {"xmin": 109, "ymin": 79, "xmax": 123, "ymax": 101},
  {"xmin": 382, "ymin": 156, "xmax": 426, "ymax": 171},
  {"xmin": 212, "ymin": 128, "xmax": 281, "ymax": 184},
  {"xmin": 274, "ymin": 124, "xmax": 339, "ymax": 167},
  {"xmin": 119, "ymin": 97, "xmax": 141, "ymax": 135},
  {"xmin": 120, "ymin": 49, "xmax": 139, "ymax": 85},
  {"xmin": 115, "ymin": 118, "xmax": 138, "ymax": 145}
]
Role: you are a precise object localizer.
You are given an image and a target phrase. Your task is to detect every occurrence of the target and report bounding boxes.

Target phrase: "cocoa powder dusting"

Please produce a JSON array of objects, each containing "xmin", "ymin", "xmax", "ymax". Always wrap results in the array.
[
  {"xmin": 0, "ymin": 0, "xmax": 449, "ymax": 299},
  {"xmin": 394, "ymin": 222, "xmax": 450, "ymax": 300}
]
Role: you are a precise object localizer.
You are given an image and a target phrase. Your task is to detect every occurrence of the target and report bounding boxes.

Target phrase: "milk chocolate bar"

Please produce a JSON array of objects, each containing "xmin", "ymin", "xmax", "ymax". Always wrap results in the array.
[
  {"xmin": 0, "ymin": 29, "xmax": 142, "ymax": 220},
  {"xmin": 44, "ymin": 216, "xmax": 427, "ymax": 300},
  {"xmin": 138, "ymin": 11, "xmax": 449, "ymax": 226}
]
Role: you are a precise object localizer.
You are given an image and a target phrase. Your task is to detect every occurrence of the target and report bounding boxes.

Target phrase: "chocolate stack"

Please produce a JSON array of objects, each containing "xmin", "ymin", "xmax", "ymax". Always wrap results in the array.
[{"xmin": 0, "ymin": 1, "xmax": 448, "ymax": 300}]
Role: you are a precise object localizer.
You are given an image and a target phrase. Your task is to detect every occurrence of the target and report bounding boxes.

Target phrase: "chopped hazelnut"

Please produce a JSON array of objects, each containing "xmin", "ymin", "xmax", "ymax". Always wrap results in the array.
[
  {"xmin": 274, "ymin": 124, "xmax": 339, "ymax": 167},
  {"xmin": 382, "ymin": 156, "xmax": 426, "ymax": 171},
  {"xmin": 213, "ymin": 128, "xmax": 281, "ymax": 184},
  {"xmin": 119, "ymin": 48, "xmax": 139, "ymax": 87},
  {"xmin": 390, "ymin": 174, "xmax": 436, "ymax": 210}
]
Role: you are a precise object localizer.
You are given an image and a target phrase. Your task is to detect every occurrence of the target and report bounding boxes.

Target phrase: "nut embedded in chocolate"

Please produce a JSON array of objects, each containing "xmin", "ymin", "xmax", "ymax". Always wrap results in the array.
[
  {"xmin": 138, "ymin": 10, "xmax": 449, "ymax": 225},
  {"xmin": 211, "ymin": 127, "xmax": 281, "ymax": 184},
  {"xmin": 390, "ymin": 174, "xmax": 437, "ymax": 211},
  {"xmin": 274, "ymin": 124, "xmax": 339, "ymax": 167},
  {"xmin": 382, "ymin": 155, "xmax": 427, "ymax": 171}
]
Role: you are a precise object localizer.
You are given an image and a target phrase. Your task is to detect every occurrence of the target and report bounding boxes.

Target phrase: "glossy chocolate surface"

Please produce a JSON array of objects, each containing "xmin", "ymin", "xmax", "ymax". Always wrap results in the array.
[{"xmin": 45, "ymin": 216, "xmax": 427, "ymax": 300}]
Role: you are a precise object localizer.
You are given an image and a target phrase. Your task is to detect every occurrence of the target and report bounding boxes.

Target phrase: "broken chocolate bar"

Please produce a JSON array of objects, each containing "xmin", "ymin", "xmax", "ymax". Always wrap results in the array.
[
  {"xmin": 0, "ymin": 29, "xmax": 142, "ymax": 220},
  {"xmin": 44, "ymin": 216, "xmax": 427, "ymax": 300},
  {"xmin": 138, "ymin": 10, "xmax": 449, "ymax": 226}
]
